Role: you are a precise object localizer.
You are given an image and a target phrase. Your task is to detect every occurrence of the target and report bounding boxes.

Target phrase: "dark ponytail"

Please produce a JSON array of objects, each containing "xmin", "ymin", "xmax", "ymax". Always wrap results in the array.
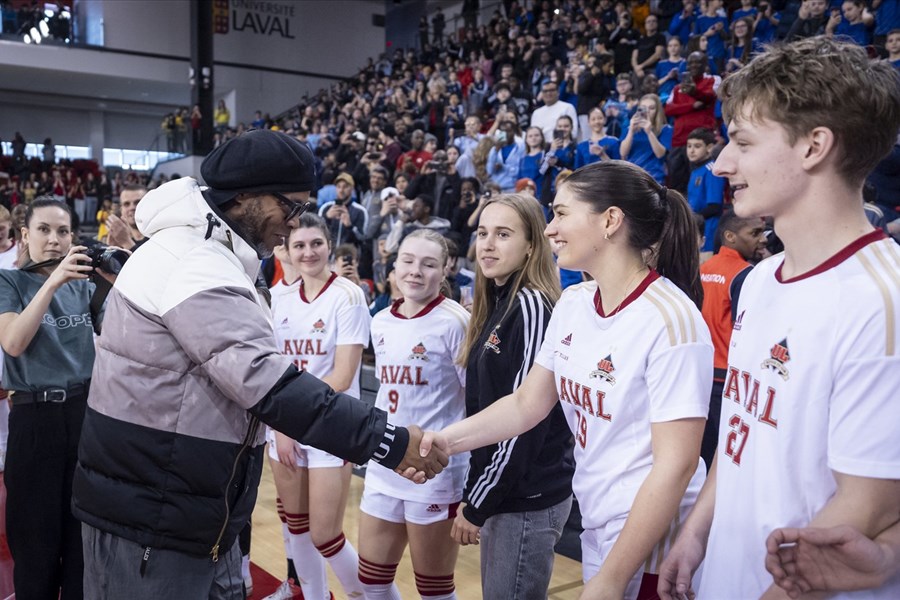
[
  {"xmin": 655, "ymin": 187, "xmax": 703, "ymax": 308},
  {"xmin": 561, "ymin": 161, "xmax": 703, "ymax": 308}
]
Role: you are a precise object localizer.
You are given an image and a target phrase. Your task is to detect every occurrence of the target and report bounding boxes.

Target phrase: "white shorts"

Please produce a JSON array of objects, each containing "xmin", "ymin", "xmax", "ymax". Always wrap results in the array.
[
  {"xmin": 360, "ymin": 488, "xmax": 460, "ymax": 526},
  {"xmin": 580, "ymin": 520, "xmax": 649, "ymax": 600},
  {"xmin": 266, "ymin": 428, "xmax": 345, "ymax": 469}
]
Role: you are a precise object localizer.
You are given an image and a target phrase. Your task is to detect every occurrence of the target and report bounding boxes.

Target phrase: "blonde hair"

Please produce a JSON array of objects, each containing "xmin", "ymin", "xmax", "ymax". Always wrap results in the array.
[
  {"xmin": 639, "ymin": 93, "xmax": 668, "ymax": 135},
  {"xmin": 458, "ymin": 194, "xmax": 561, "ymax": 365},
  {"xmin": 0, "ymin": 205, "xmax": 10, "ymax": 223}
]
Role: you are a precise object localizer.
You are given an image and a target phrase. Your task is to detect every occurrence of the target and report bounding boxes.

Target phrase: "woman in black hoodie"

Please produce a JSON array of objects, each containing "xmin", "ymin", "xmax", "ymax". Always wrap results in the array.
[{"xmin": 454, "ymin": 193, "xmax": 574, "ymax": 599}]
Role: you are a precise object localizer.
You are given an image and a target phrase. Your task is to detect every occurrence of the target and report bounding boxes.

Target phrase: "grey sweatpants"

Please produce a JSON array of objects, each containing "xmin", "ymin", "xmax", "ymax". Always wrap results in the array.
[{"xmin": 81, "ymin": 524, "xmax": 244, "ymax": 599}]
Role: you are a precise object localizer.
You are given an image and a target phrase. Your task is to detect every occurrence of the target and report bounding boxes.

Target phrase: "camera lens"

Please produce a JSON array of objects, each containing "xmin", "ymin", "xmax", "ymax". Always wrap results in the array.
[{"xmin": 99, "ymin": 248, "xmax": 130, "ymax": 275}]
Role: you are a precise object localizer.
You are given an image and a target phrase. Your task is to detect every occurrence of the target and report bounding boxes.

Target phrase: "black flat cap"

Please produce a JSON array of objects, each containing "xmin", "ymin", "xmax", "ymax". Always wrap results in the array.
[{"xmin": 200, "ymin": 129, "xmax": 316, "ymax": 205}]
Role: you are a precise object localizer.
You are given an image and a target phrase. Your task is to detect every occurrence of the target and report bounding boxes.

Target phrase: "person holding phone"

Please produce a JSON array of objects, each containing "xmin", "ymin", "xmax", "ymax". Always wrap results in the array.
[
  {"xmin": 621, "ymin": 94, "xmax": 673, "ymax": 185},
  {"xmin": 486, "ymin": 120, "xmax": 526, "ymax": 193},
  {"xmin": 576, "ymin": 108, "xmax": 621, "ymax": 169}
]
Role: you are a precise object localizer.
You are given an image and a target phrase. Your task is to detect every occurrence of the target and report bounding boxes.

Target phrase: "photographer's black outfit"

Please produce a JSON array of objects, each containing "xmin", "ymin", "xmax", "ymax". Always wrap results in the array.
[
  {"xmin": 0, "ymin": 269, "xmax": 98, "ymax": 600},
  {"xmin": 405, "ymin": 170, "xmax": 461, "ymax": 223}
]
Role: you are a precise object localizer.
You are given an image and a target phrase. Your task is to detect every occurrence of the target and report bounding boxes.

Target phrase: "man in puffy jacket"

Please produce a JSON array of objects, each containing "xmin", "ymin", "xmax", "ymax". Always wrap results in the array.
[{"xmin": 72, "ymin": 130, "xmax": 447, "ymax": 598}]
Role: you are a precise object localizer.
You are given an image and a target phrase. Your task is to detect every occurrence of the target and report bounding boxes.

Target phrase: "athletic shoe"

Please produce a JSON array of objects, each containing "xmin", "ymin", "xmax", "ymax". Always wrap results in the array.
[{"xmin": 261, "ymin": 578, "xmax": 303, "ymax": 600}]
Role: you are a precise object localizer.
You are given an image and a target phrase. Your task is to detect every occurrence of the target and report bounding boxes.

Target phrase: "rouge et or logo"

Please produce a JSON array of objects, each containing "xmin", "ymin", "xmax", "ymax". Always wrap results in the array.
[
  {"xmin": 589, "ymin": 354, "xmax": 617, "ymax": 385},
  {"xmin": 761, "ymin": 338, "xmax": 791, "ymax": 381},
  {"xmin": 408, "ymin": 342, "xmax": 429, "ymax": 361}
]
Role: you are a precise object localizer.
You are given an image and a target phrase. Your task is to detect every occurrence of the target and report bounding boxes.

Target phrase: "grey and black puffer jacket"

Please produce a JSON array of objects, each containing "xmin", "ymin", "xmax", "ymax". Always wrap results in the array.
[{"xmin": 73, "ymin": 177, "xmax": 407, "ymax": 559}]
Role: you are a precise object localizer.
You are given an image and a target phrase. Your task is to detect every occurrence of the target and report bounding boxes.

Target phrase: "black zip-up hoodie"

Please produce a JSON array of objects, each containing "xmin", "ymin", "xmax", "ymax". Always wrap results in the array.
[{"xmin": 462, "ymin": 283, "xmax": 574, "ymax": 526}]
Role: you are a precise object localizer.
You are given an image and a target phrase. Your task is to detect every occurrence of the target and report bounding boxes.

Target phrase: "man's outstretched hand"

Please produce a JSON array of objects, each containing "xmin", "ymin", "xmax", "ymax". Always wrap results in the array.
[{"xmin": 395, "ymin": 425, "xmax": 449, "ymax": 484}]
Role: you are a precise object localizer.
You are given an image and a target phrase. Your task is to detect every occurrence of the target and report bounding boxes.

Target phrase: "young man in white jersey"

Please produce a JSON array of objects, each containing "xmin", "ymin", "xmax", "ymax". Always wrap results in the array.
[{"xmin": 658, "ymin": 36, "xmax": 900, "ymax": 600}]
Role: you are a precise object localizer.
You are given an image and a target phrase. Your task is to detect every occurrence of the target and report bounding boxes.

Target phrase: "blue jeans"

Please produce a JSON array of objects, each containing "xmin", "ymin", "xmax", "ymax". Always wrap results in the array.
[{"xmin": 479, "ymin": 495, "xmax": 573, "ymax": 600}]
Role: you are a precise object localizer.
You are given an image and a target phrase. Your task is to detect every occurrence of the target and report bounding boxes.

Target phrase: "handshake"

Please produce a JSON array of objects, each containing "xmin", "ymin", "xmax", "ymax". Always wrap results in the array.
[{"xmin": 394, "ymin": 426, "xmax": 451, "ymax": 484}]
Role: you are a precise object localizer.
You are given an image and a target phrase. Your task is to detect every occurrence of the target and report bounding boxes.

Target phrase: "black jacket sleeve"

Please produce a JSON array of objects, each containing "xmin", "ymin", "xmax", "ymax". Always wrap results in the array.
[
  {"xmin": 463, "ymin": 289, "xmax": 554, "ymax": 526},
  {"xmin": 251, "ymin": 366, "xmax": 409, "ymax": 469}
]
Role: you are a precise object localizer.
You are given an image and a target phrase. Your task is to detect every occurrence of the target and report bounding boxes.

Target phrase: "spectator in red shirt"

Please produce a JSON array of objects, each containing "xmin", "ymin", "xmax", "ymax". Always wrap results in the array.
[
  {"xmin": 395, "ymin": 129, "xmax": 433, "ymax": 178},
  {"xmin": 664, "ymin": 51, "xmax": 720, "ymax": 192}
]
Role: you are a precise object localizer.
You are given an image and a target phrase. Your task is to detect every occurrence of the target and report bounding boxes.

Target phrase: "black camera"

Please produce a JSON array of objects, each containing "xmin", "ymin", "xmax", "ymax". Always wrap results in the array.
[{"xmin": 83, "ymin": 243, "xmax": 129, "ymax": 275}]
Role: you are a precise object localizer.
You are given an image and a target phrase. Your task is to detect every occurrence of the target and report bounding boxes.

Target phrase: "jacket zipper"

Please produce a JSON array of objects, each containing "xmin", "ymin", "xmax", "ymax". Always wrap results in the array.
[{"xmin": 210, "ymin": 415, "xmax": 260, "ymax": 562}]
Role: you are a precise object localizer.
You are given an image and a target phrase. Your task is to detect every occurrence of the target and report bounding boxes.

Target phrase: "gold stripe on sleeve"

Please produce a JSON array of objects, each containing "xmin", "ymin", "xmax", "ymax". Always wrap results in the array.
[
  {"xmin": 857, "ymin": 252, "xmax": 895, "ymax": 357},
  {"xmin": 645, "ymin": 289, "xmax": 677, "ymax": 346}
]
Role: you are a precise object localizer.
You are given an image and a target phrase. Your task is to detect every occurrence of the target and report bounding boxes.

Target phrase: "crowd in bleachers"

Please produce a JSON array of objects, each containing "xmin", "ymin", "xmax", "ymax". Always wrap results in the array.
[{"xmin": 212, "ymin": 0, "xmax": 900, "ymax": 290}]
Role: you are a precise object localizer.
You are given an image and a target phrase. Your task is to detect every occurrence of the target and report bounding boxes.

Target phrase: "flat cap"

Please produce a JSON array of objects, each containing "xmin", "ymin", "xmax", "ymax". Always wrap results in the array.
[{"xmin": 200, "ymin": 129, "xmax": 316, "ymax": 205}]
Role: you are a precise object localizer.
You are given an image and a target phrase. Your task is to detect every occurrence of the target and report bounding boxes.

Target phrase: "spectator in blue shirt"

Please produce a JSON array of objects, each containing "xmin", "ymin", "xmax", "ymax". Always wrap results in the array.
[
  {"xmin": 575, "ymin": 107, "xmax": 621, "ymax": 169},
  {"xmin": 687, "ymin": 34, "xmax": 720, "ymax": 74},
  {"xmin": 888, "ymin": 29, "xmax": 900, "ymax": 70},
  {"xmin": 519, "ymin": 127, "xmax": 547, "ymax": 201},
  {"xmin": 656, "ymin": 37, "xmax": 687, "ymax": 103},
  {"xmin": 725, "ymin": 17, "xmax": 758, "ymax": 74},
  {"xmin": 685, "ymin": 128, "xmax": 725, "ymax": 252},
  {"xmin": 732, "ymin": 0, "xmax": 759, "ymax": 23},
  {"xmin": 603, "ymin": 74, "xmax": 637, "ymax": 138},
  {"xmin": 753, "ymin": 1, "xmax": 782, "ymax": 43},
  {"xmin": 826, "ymin": 0, "xmax": 875, "ymax": 45},
  {"xmin": 874, "ymin": 0, "xmax": 900, "ymax": 46},
  {"xmin": 694, "ymin": 0, "xmax": 729, "ymax": 72},
  {"xmin": 486, "ymin": 120, "xmax": 526, "ymax": 192},
  {"xmin": 620, "ymin": 93, "xmax": 673, "ymax": 184},
  {"xmin": 669, "ymin": 0, "xmax": 698, "ymax": 43}
]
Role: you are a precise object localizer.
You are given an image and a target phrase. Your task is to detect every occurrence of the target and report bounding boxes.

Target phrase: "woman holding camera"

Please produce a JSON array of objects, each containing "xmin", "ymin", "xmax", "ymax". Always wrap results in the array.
[
  {"xmin": 0, "ymin": 198, "xmax": 115, "ymax": 600},
  {"xmin": 619, "ymin": 93, "xmax": 672, "ymax": 185}
]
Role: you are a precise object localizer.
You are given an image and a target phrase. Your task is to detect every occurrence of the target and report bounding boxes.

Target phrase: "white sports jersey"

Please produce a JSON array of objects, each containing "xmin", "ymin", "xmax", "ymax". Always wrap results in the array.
[
  {"xmin": 365, "ymin": 295, "xmax": 469, "ymax": 504},
  {"xmin": 271, "ymin": 273, "xmax": 370, "ymax": 399},
  {"xmin": 267, "ymin": 273, "xmax": 371, "ymax": 455},
  {"xmin": 700, "ymin": 232, "xmax": 900, "ymax": 599},
  {"xmin": 535, "ymin": 272, "xmax": 711, "ymax": 573}
]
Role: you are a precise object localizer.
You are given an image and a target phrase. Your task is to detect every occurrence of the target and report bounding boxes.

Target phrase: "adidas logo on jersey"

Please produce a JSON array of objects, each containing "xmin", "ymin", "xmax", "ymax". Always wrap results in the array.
[
  {"xmin": 561, "ymin": 333, "xmax": 572, "ymax": 346},
  {"xmin": 762, "ymin": 337, "xmax": 791, "ymax": 381},
  {"xmin": 408, "ymin": 342, "xmax": 429, "ymax": 361},
  {"xmin": 484, "ymin": 325, "xmax": 502, "ymax": 354},
  {"xmin": 426, "ymin": 504, "xmax": 442, "ymax": 513},
  {"xmin": 377, "ymin": 336, "xmax": 385, "ymax": 346},
  {"xmin": 280, "ymin": 317, "xmax": 289, "ymax": 325},
  {"xmin": 310, "ymin": 318, "xmax": 327, "ymax": 334},
  {"xmin": 733, "ymin": 310, "xmax": 745, "ymax": 331},
  {"xmin": 589, "ymin": 354, "xmax": 617, "ymax": 385}
]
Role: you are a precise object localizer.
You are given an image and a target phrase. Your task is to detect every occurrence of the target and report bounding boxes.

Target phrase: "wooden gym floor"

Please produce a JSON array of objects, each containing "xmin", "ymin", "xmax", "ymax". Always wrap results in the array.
[{"xmin": 250, "ymin": 459, "xmax": 585, "ymax": 599}]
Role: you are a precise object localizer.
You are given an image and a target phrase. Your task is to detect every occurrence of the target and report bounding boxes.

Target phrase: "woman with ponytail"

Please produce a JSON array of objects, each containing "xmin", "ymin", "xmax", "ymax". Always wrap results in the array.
[{"xmin": 417, "ymin": 161, "xmax": 713, "ymax": 600}]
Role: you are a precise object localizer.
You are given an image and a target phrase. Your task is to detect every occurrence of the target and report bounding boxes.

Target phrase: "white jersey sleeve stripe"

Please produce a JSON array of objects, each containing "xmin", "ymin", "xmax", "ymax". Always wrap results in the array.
[
  {"xmin": 468, "ymin": 290, "xmax": 544, "ymax": 508},
  {"xmin": 439, "ymin": 302, "xmax": 470, "ymax": 329},
  {"xmin": 883, "ymin": 243, "xmax": 900, "ymax": 270},
  {"xmin": 644, "ymin": 289, "xmax": 678, "ymax": 346},
  {"xmin": 871, "ymin": 244, "xmax": 900, "ymax": 291},
  {"xmin": 649, "ymin": 286, "xmax": 687, "ymax": 344},
  {"xmin": 333, "ymin": 279, "xmax": 365, "ymax": 306},
  {"xmin": 657, "ymin": 281, "xmax": 698, "ymax": 343},
  {"xmin": 857, "ymin": 251, "xmax": 896, "ymax": 357},
  {"xmin": 653, "ymin": 282, "xmax": 696, "ymax": 343}
]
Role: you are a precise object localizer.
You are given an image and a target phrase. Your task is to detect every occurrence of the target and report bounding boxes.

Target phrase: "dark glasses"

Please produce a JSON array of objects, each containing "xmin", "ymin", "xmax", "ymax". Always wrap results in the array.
[{"xmin": 271, "ymin": 192, "xmax": 313, "ymax": 223}]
